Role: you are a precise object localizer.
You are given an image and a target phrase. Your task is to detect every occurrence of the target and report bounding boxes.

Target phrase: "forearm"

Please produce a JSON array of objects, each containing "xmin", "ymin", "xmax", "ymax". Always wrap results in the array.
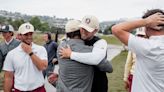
[
  {"xmin": 113, "ymin": 19, "xmax": 147, "ymax": 33},
  {"xmin": 4, "ymin": 72, "xmax": 13, "ymax": 92},
  {"xmin": 30, "ymin": 54, "xmax": 48, "ymax": 71},
  {"xmin": 71, "ymin": 52, "xmax": 105, "ymax": 65},
  {"xmin": 97, "ymin": 59, "xmax": 113, "ymax": 73},
  {"xmin": 70, "ymin": 40, "xmax": 107, "ymax": 65}
]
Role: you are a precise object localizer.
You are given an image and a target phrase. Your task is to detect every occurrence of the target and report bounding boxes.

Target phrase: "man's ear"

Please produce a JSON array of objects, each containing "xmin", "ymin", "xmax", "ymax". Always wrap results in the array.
[{"xmin": 93, "ymin": 29, "xmax": 98, "ymax": 34}]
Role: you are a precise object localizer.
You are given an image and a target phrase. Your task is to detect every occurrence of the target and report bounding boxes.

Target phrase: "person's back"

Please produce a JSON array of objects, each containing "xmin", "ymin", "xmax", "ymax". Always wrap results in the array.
[
  {"xmin": 112, "ymin": 9, "xmax": 164, "ymax": 92},
  {"xmin": 124, "ymin": 28, "xmax": 147, "ymax": 92},
  {"xmin": 57, "ymin": 39, "xmax": 94, "ymax": 92},
  {"xmin": 131, "ymin": 37, "xmax": 164, "ymax": 92}
]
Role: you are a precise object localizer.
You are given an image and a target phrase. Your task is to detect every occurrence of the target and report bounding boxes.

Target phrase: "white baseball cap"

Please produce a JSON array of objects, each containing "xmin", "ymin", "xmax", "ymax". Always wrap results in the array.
[
  {"xmin": 79, "ymin": 15, "xmax": 99, "ymax": 32},
  {"xmin": 136, "ymin": 27, "xmax": 146, "ymax": 36},
  {"xmin": 65, "ymin": 20, "xmax": 81, "ymax": 33},
  {"xmin": 18, "ymin": 23, "xmax": 34, "ymax": 34}
]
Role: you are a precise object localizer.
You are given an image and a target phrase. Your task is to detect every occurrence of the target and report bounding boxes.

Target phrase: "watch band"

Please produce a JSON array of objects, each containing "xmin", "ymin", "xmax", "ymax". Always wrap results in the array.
[{"xmin": 29, "ymin": 52, "xmax": 34, "ymax": 56}]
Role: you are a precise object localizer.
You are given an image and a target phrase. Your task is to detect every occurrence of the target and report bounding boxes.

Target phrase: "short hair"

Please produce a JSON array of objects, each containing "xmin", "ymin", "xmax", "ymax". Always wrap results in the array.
[
  {"xmin": 142, "ymin": 9, "xmax": 164, "ymax": 18},
  {"xmin": 66, "ymin": 30, "xmax": 81, "ymax": 39},
  {"xmin": 45, "ymin": 32, "xmax": 51, "ymax": 40},
  {"xmin": 142, "ymin": 9, "xmax": 164, "ymax": 30}
]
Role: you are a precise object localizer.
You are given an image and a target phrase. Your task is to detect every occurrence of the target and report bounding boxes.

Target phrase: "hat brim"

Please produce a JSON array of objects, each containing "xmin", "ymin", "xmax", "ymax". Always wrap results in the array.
[
  {"xmin": 0, "ymin": 30, "xmax": 12, "ymax": 33},
  {"xmin": 20, "ymin": 30, "xmax": 34, "ymax": 34},
  {"xmin": 79, "ymin": 24, "xmax": 94, "ymax": 32}
]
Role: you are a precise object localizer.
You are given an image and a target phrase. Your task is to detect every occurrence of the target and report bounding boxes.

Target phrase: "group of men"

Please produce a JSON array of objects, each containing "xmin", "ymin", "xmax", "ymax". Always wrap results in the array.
[
  {"xmin": 0, "ymin": 15, "xmax": 113, "ymax": 92},
  {"xmin": 0, "ymin": 8, "xmax": 164, "ymax": 92}
]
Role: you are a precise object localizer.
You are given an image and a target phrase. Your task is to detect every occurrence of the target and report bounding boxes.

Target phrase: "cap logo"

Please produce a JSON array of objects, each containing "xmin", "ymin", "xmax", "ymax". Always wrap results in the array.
[
  {"xmin": 85, "ymin": 18, "xmax": 91, "ymax": 24},
  {"xmin": 25, "ymin": 25, "xmax": 30, "ymax": 29}
]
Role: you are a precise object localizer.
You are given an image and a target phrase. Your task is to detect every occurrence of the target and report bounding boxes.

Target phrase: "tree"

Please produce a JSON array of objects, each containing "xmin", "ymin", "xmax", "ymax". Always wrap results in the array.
[
  {"xmin": 7, "ymin": 18, "xmax": 12, "ymax": 24},
  {"xmin": 103, "ymin": 24, "xmax": 115, "ymax": 35},
  {"xmin": 50, "ymin": 26, "xmax": 58, "ymax": 33},
  {"xmin": 40, "ymin": 22, "xmax": 50, "ymax": 32},
  {"xmin": 0, "ymin": 16, "xmax": 6, "ymax": 24},
  {"xmin": 29, "ymin": 16, "xmax": 42, "ymax": 31},
  {"xmin": 12, "ymin": 19, "xmax": 25, "ymax": 30}
]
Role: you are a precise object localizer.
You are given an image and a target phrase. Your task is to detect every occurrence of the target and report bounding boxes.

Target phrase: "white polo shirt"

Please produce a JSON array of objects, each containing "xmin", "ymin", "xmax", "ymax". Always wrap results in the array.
[
  {"xmin": 3, "ymin": 43, "xmax": 48, "ymax": 91},
  {"xmin": 70, "ymin": 39, "xmax": 107, "ymax": 65},
  {"xmin": 128, "ymin": 34, "xmax": 164, "ymax": 92}
]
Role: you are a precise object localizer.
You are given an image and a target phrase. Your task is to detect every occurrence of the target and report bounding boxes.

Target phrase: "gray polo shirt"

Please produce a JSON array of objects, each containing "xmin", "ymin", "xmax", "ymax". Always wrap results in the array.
[
  {"xmin": 57, "ymin": 39, "xmax": 94, "ymax": 92},
  {"xmin": 0, "ymin": 38, "xmax": 20, "ymax": 72}
]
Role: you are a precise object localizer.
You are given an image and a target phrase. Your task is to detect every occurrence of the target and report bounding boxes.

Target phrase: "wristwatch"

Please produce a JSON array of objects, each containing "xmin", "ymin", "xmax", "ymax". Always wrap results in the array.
[{"xmin": 29, "ymin": 52, "xmax": 34, "ymax": 56}]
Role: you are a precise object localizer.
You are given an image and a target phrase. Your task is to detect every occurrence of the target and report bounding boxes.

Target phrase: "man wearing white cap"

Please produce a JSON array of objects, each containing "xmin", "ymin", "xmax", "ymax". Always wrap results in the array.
[
  {"xmin": 0, "ymin": 25, "xmax": 20, "ymax": 72},
  {"xmin": 3, "ymin": 23, "xmax": 48, "ymax": 92},
  {"xmin": 59, "ymin": 16, "xmax": 110, "ymax": 92}
]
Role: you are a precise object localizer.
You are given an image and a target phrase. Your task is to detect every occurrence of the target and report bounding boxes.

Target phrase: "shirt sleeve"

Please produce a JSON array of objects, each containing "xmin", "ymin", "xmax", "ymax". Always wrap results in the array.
[
  {"xmin": 3, "ymin": 52, "xmax": 14, "ymax": 71},
  {"xmin": 128, "ymin": 34, "xmax": 149, "ymax": 55},
  {"xmin": 70, "ymin": 39, "xmax": 107, "ymax": 65},
  {"xmin": 38, "ymin": 46, "xmax": 48, "ymax": 61}
]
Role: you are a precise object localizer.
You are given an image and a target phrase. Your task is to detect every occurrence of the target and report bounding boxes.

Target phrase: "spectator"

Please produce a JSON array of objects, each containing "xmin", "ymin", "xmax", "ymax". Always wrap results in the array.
[{"xmin": 42, "ymin": 32, "xmax": 58, "ymax": 79}]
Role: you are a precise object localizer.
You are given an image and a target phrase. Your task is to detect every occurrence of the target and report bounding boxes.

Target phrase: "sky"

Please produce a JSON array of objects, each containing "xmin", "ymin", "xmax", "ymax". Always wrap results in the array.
[{"xmin": 0, "ymin": 0, "xmax": 163, "ymax": 22}]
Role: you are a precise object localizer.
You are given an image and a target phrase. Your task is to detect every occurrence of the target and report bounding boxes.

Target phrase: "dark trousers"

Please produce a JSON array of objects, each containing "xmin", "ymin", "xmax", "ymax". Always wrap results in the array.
[
  {"xmin": 14, "ymin": 85, "xmax": 46, "ymax": 92},
  {"xmin": 91, "ymin": 67, "xmax": 108, "ymax": 92}
]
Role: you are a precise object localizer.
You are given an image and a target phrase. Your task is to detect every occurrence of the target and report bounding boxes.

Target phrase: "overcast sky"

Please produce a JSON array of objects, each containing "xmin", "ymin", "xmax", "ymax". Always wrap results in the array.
[{"xmin": 0, "ymin": 0, "xmax": 163, "ymax": 22}]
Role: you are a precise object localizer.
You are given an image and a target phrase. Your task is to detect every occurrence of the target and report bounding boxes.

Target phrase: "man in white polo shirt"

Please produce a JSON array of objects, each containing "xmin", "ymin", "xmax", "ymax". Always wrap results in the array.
[
  {"xmin": 112, "ymin": 9, "xmax": 164, "ymax": 92},
  {"xmin": 3, "ymin": 23, "xmax": 48, "ymax": 92}
]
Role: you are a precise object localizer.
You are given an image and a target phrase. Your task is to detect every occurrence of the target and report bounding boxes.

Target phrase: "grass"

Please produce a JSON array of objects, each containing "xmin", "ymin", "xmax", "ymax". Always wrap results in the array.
[
  {"xmin": 108, "ymin": 51, "xmax": 128, "ymax": 92},
  {"xmin": 101, "ymin": 35, "xmax": 123, "ymax": 45},
  {"xmin": 0, "ymin": 72, "xmax": 3, "ymax": 90}
]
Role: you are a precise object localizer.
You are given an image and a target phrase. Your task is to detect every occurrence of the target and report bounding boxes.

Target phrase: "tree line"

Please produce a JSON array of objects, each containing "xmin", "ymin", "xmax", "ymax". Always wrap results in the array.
[{"xmin": 0, "ymin": 16, "xmax": 65, "ymax": 34}]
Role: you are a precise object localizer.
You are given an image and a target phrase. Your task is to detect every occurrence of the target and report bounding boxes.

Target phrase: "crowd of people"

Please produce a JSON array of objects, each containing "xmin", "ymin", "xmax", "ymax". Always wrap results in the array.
[{"xmin": 0, "ymin": 8, "xmax": 164, "ymax": 92}]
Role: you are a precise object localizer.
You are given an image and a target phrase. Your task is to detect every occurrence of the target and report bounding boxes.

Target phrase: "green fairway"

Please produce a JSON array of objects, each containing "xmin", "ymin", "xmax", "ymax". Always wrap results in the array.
[
  {"xmin": 108, "ymin": 51, "xmax": 128, "ymax": 92},
  {"xmin": 101, "ymin": 35, "xmax": 122, "ymax": 46}
]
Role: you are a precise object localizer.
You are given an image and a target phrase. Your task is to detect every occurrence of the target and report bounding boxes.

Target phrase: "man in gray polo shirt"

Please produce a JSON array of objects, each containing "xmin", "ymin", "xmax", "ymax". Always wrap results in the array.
[{"xmin": 0, "ymin": 25, "xmax": 20, "ymax": 72}]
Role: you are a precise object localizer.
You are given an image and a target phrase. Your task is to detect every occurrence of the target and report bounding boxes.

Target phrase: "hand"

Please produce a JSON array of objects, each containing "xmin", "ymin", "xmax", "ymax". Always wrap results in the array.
[
  {"xmin": 124, "ymin": 81, "xmax": 130, "ymax": 90},
  {"xmin": 21, "ymin": 43, "xmax": 32, "ymax": 54},
  {"xmin": 59, "ymin": 45, "xmax": 72, "ymax": 59},
  {"xmin": 52, "ymin": 58, "xmax": 57, "ymax": 64},
  {"xmin": 145, "ymin": 13, "xmax": 164, "ymax": 30},
  {"xmin": 48, "ymin": 72, "xmax": 58, "ymax": 84}
]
